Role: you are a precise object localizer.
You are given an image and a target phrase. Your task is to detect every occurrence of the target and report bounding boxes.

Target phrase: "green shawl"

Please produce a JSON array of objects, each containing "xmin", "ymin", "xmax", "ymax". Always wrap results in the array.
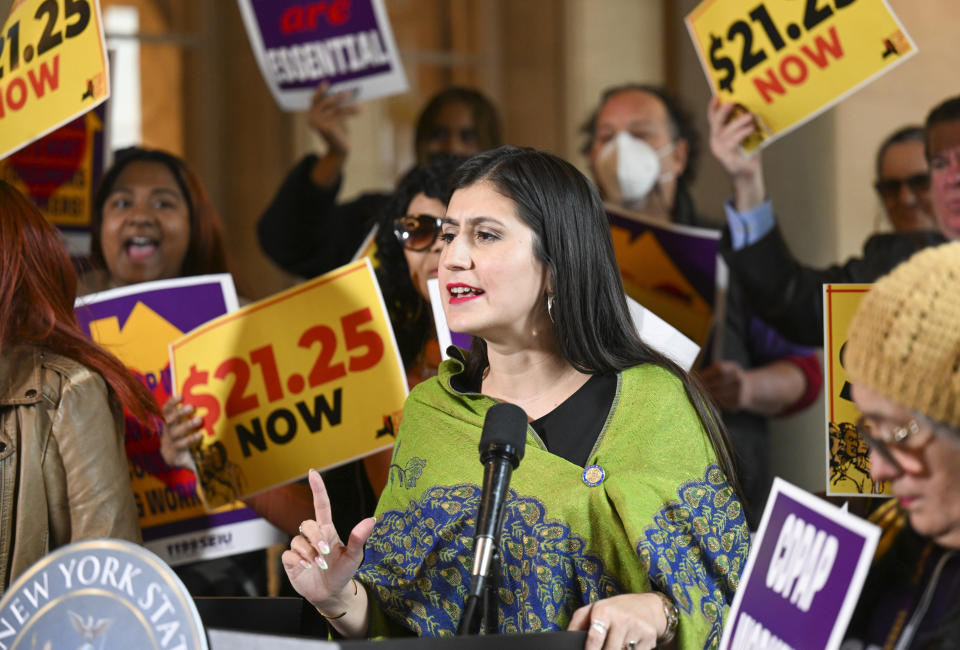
[{"xmin": 357, "ymin": 356, "xmax": 749, "ymax": 649}]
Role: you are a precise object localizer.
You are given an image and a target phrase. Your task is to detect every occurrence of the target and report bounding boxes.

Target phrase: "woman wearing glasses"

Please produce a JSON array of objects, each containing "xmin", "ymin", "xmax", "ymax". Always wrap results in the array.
[
  {"xmin": 283, "ymin": 147, "xmax": 749, "ymax": 649},
  {"xmin": 842, "ymin": 241, "xmax": 960, "ymax": 648},
  {"xmin": 872, "ymin": 126, "xmax": 936, "ymax": 233},
  {"xmin": 345, "ymin": 155, "xmax": 465, "ymax": 495},
  {"xmin": 259, "ymin": 86, "xmax": 501, "ymax": 279},
  {"xmin": 374, "ymin": 155, "xmax": 464, "ymax": 388}
]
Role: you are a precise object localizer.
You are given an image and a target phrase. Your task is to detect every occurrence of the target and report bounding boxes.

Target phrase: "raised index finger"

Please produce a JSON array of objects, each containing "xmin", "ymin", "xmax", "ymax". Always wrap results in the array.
[{"xmin": 309, "ymin": 468, "xmax": 334, "ymax": 525}]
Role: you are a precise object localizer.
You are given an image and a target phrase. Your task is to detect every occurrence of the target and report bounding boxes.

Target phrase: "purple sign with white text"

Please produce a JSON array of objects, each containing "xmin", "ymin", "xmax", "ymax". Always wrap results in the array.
[
  {"xmin": 237, "ymin": 0, "xmax": 407, "ymax": 110},
  {"xmin": 720, "ymin": 478, "xmax": 879, "ymax": 650}
]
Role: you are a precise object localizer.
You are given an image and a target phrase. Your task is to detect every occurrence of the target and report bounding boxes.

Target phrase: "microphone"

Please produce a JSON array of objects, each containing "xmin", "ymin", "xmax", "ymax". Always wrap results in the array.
[{"xmin": 458, "ymin": 402, "xmax": 528, "ymax": 635}]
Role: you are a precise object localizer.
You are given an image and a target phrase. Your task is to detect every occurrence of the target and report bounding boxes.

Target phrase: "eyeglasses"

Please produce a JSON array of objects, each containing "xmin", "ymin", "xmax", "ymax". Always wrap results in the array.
[
  {"xmin": 855, "ymin": 415, "xmax": 929, "ymax": 472},
  {"xmin": 393, "ymin": 214, "xmax": 443, "ymax": 251},
  {"xmin": 874, "ymin": 174, "xmax": 930, "ymax": 200}
]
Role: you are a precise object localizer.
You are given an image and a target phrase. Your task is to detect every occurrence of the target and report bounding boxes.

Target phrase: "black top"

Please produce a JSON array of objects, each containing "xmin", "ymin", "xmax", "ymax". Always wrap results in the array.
[
  {"xmin": 449, "ymin": 355, "xmax": 616, "ymax": 468},
  {"xmin": 720, "ymin": 224, "xmax": 947, "ymax": 347},
  {"xmin": 527, "ymin": 374, "xmax": 617, "ymax": 468},
  {"xmin": 257, "ymin": 154, "xmax": 389, "ymax": 278},
  {"xmin": 846, "ymin": 522, "xmax": 960, "ymax": 648}
]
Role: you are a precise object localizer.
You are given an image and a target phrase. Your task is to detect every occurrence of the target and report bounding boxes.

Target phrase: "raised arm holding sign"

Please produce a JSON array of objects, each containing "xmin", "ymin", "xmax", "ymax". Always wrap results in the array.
[
  {"xmin": 707, "ymin": 95, "xmax": 958, "ymax": 347},
  {"xmin": 686, "ymin": 0, "xmax": 916, "ymax": 150},
  {"xmin": 237, "ymin": 0, "xmax": 407, "ymax": 110}
]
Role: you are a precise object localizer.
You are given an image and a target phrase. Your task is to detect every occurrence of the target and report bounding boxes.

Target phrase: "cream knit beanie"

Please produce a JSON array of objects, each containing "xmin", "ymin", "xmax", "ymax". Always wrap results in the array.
[{"xmin": 845, "ymin": 241, "xmax": 960, "ymax": 428}]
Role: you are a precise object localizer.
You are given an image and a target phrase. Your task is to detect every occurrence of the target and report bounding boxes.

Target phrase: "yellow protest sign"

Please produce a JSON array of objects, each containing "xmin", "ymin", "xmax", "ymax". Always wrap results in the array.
[
  {"xmin": 170, "ymin": 259, "xmax": 408, "ymax": 508},
  {"xmin": 351, "ymin": 224, "xmax": 379, "ymax": 267},
  {"xmin": 77, "ymin": 276, "xmax": 286, "ymax": 566},
  {"xmin": 0, "ymin": 104, "xmax": 104, "ymax": 228},
  {"xmin": 686, "ymin": 0, "xmax": 915, "ymax": 149},
  {"xmin": 823, "ymin": 283, "xmax": 889, "ymax": 497},
  {"xmin": 0, "ymin": 0, "xmax": 109, "ymax": 161}
]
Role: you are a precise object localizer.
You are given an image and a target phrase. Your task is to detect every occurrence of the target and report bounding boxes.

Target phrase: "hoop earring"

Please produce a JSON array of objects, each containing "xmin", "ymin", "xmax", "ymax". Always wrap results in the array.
[{"xmin": 547, "ymin": 293, "xmax": 555, "ymax": 324}]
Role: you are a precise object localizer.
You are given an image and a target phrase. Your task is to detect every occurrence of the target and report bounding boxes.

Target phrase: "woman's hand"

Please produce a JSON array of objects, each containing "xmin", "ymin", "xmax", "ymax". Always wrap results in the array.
[
  {"xmin": 307, "ymin": 81, "xmax": 360, "ymax": 156},
  {"xmin": 707, "ymin": 97, "xmax": 760, "ymax": 178},
  {"xmin": 568, "ymin": 593, "xmax": 670, "ymax": 650},
  {"xmin": 707, "ymin": 96, "xmax": 765, "ymax": 213},
  {"xmin": 282, "ymin": 469, "xmax": 376, "ymax": 635},
  {"xmin": 160, "ymin": 396, "xmax": 202, "ymax": 470},
  {"xmin": 699, "ymin": 360, "xmax": 751, "ymax": 413},
  {"xmin": 306, "ymin": 82, "xmax": 361, "ymax": 187}
]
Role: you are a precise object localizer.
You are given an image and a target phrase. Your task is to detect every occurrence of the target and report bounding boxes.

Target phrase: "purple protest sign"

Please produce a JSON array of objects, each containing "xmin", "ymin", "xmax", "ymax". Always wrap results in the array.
[
  {"xmin": 607, "ymin": 207, "xmax": 719, "ymax": 307},
  {"xmin": 237, "ymin": 0, "xmax": 407, "ymax": 110},
  {"xmin": 75, "ymin": 277, "xmax": 235, "ymax": 337},
  {"xmin": 720, "ymin": 478, "xmax": 879, "ymax": 650},
  {"xmin": 75, "ymin": 275, "xmax": 285, "ymax": 565},
  {"xmin": 605, "ymin": 203, "xmax": 721, "ymax": 354}
]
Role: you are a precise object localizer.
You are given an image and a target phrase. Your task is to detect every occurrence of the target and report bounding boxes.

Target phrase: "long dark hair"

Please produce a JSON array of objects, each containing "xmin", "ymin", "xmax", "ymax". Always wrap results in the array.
[
  {"xmin": 91, "ymin": 147, "xmax": 228, "ymax": 278},
  {"xmin": 453, "ymin": 146, "xmax": 740, "ymax": 487},
  {"xmin": 0, "ymin": 181, "xmax": 158, "ymax": 423},
  {"xmin": 375, "ymin": 155, "xmax": 465, "ymax": 369}
]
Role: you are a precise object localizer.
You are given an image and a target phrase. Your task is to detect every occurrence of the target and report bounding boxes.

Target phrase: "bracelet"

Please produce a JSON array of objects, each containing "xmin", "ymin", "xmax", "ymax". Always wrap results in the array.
[
  {"xmin": 316, "ymin": 578, "xmax": 359, "ymax": 620},
  {"xmin": 654, "ymin": 590, "xmax": 679, "ymax": 646}
]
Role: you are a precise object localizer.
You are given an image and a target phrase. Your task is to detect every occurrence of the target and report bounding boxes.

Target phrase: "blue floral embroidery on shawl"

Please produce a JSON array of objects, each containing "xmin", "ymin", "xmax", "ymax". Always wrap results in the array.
[
  {"xmin": 637, "ymin": 465, "xmax": 750, "ymax": 650},
  {"xmin": 358, "ymin": 484, "xmax": 623, "ymax": 636}
]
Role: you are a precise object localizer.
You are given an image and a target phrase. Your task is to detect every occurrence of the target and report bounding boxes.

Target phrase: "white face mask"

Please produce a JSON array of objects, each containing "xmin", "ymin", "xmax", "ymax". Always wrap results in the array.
[{"xmin": 594, "ymin": 131, "xmax": 675, "ymax": 208}]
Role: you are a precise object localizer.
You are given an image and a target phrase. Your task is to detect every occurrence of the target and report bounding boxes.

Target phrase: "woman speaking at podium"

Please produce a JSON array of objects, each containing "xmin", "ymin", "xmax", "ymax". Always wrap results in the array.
[{"xmin": 283, "ymin": 147, "xmax": 750, "ymax": 649}]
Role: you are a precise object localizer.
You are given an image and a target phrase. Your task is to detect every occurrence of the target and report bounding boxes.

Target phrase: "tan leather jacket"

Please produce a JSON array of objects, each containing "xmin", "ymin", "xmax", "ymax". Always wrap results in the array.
[{"xmin": 0, "ymin": 345, "xmax": 140, "ymax": 595}]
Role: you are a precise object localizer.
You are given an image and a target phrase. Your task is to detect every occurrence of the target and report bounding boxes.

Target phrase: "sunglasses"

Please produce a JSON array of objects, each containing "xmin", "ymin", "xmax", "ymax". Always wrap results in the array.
[
  {"xmin": 874, "ymin": 174, "xmax": 930, "ymax": 200},
  {"xmin": 393, "ymin": 214, "xmax": 443, "ymax": 251}
]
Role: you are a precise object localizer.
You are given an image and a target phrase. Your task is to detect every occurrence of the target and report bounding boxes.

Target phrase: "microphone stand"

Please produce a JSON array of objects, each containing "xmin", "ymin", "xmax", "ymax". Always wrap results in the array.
[
  {"xmin": 483, "ymin": 553, "xmax": 501, "ymax": 633},
  {"xmin": 457, "ymin": 402, "xmax": 527, "ymax": 636},
  {"xmin": 458, "ymin": 546, "xmax": 501, "ymax": 635}
]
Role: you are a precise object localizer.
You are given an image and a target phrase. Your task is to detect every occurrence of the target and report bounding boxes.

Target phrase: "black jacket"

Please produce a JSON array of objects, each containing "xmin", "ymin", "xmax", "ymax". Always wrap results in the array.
[
  {"xmin": 257, "ymin": 154, "xmax": 389, "ymax": 278},
  {"xmin": 720, "ymin": 225, "xmax": 947, "ymax": 346},
  {"xmin": 845, "ymin": 503, "xmax": 960, "ymax": 649}
]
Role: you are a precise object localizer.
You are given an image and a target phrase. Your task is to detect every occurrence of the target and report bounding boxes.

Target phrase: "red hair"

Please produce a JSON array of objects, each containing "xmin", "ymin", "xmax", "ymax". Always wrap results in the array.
[{"xmin": 0, "ymin": 181, "xmax": 158, "ymax": 422}]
